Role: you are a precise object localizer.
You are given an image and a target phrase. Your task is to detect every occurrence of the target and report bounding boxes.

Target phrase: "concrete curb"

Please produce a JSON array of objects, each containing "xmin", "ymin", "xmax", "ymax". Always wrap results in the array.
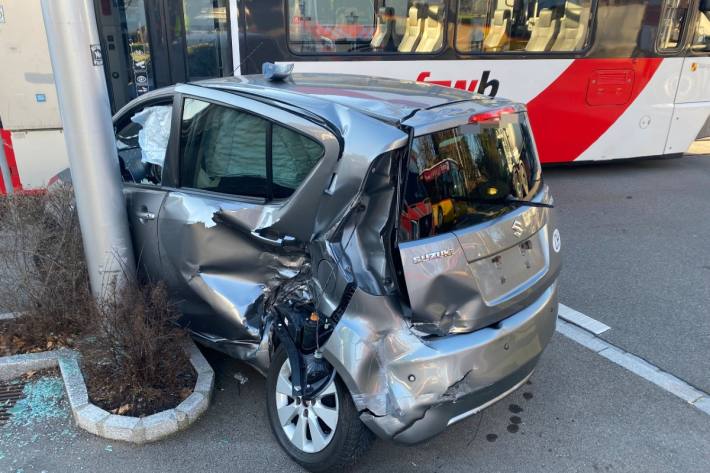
[
  {"xmin": 0, "ymin": 348, "xmax": 70, "ymax": 381},
  {"xmin": 0, "ymin": 339, "xmax": 214, "ymax": 443}
]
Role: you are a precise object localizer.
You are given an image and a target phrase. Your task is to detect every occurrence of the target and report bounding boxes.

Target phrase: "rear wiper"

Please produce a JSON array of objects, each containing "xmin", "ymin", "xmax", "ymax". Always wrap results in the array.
[
  {"xmin": 503, "ymin": 197, "xmax": 554, "ymax": 208},
  {"xmin": 461, "ymin": 196, "xmax": 554, "ymax": 209}
]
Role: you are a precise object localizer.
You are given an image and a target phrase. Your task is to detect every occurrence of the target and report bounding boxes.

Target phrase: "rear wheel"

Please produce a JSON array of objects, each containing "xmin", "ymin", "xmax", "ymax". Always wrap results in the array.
[{"xmin": 266, "ymin": 346, "xmax": 374, "ymax": 472}]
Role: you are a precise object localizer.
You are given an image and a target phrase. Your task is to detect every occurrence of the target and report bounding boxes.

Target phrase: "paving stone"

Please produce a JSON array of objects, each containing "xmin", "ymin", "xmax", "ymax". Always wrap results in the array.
[
  {"xmin": 189, "ymin": 351, "xmax": 213, "ymax": 376},
  {"xmin": 693, "ymin": 397, "xmax": 710, "ymax": 415},
  {"xmin": 175, "ymin": 409, "xmax": 189, "ymax": 430},
  {"xmin": 103, "ymin": 415, "xmax": 145, "ymax": 443},
  {"xmin": 556, "ymin": 320, "xmax": 609, "ymax": 353},
  {"xmin": 0, "ymin": 350, "xmax": 59, "ymax": 381},
  {"xmin": 74, "ymin": 404, "xmax": 110, "ymax": 436},
  {"xmin": 599, "ymin": 346, "xmax": 706, "ymax": 404},
  {"xmin": 143, "ymin": 409, "xmax": 179, "ymax": 442},
  {"xmin": 63, "ymin": 382, "xmax": 89, "ymax": 409},
  {"xmin": 176, "ymin": 392, "xmax": 208, "ymax": 422},
  {"xmin": 194, "ymin": 369, "xmax": 215, "ymax": 396},
  {"xmin": 648, "ymin": 371, "xmax": 706, "ymax": 404},
  {"xmin": 58, "ymin": 355, "xmax": 89, "ymax": 408}
]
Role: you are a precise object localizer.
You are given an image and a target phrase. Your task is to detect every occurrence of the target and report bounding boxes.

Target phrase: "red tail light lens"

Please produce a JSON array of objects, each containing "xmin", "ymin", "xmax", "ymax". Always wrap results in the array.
[{"xmin": 469, "ymin": 106, "xmax": 517, "ymax": 124}]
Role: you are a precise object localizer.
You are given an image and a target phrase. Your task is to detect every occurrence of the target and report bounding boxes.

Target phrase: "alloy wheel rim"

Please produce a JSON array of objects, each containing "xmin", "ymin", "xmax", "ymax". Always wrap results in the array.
[{"xmin": 274, "ymin": 358, "xmax": 339, "ymax": 453}]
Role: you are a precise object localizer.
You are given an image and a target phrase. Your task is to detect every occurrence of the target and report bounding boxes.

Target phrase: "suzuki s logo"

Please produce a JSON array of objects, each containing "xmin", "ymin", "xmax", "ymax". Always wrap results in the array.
[
  {"xmin": 412, "ymin": 248, "xmax": 455, "ymax": 265},
  {"xmin": 512, "ymin": 219, "xmax": 525, "ymax": 238}
]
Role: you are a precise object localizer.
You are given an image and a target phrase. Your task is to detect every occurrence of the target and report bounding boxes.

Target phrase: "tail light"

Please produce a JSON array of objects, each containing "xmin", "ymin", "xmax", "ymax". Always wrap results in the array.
[{"xmin": 469, "ymin": 106, "xmax": 517, "ymax": 124}]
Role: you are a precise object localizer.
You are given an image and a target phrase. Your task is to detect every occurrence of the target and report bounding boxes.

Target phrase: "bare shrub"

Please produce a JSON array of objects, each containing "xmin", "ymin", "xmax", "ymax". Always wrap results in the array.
[
  {"xmin": 80, "ymin": 281, "xmax": 195, "ymax": 416},
  {"xmin": 1, "ymin": 187, "xmax": 195, "ymax": 415},
  {"xmin": 0, "ymin": 187, "xmax": 93, "ymax": 353}
]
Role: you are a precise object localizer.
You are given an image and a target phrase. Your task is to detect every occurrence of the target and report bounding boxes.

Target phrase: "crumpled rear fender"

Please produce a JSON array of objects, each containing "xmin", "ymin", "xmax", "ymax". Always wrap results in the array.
[{"xmin": 322, "ymin": 283, "xmax": 558, "ymax": 443}]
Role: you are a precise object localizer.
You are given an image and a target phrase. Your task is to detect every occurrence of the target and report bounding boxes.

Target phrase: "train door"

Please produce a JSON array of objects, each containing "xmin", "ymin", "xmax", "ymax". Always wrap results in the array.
[
  {"xmin": 94, "ymin": 0, "xmax": 233, "ymax": 112},
  {"xmin": 665, "ymin": 0, "xmax": 710, "ymax": 153}
]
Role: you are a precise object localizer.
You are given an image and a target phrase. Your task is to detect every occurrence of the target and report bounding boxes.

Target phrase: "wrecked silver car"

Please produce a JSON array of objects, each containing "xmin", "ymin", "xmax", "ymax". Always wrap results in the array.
[{"xmin": 110, "ymin": 72, "xmax": 560, "ymax": 471}]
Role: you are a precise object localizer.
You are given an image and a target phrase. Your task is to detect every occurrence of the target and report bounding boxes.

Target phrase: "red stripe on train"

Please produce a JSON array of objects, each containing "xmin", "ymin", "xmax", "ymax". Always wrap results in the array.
[{"xmin": 527, "ymin": 58, "xmax": 663, "ymax": 163}]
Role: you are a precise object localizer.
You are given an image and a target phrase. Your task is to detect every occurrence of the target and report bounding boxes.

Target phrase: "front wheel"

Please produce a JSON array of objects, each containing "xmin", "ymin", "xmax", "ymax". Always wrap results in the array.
[{"xmin": 266, "ymin": 346, "xmax": 374, "ymax": 472}]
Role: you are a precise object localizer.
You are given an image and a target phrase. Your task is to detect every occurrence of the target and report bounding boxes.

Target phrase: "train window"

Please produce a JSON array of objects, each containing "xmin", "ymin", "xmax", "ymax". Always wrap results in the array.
[
  {"xmin": 287, "ymin": 1, "xmax": 447, "ymax": 54},
  {"xmin": 456, "ymin": 0, "xmax": 593, "ymax": 53},
  {"xmin": 657, "ymin": 0, "xmax": 690, "ymax": 50},
  {"xmin": 691, "ymin": 0, "xmax": 710, "ymax": 52}
]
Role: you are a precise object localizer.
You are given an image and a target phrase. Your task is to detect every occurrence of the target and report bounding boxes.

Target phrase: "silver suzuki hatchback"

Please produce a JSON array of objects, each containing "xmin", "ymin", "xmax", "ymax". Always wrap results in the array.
[{"xmin": 109, "ymin": 72, "xmax": 561, "ymax": 472}]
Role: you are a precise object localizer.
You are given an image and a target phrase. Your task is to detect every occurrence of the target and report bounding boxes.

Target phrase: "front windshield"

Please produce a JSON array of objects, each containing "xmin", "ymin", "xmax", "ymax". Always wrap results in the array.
[{"xmin": 399, "ymin": 112, "xmax": 541, "ymax": 242}]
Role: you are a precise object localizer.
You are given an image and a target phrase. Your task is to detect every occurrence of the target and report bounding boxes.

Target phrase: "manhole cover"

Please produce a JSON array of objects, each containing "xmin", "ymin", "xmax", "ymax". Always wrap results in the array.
[{"xmin": 0, "ymin": 379, "xmax": 26, "ymax": 425}]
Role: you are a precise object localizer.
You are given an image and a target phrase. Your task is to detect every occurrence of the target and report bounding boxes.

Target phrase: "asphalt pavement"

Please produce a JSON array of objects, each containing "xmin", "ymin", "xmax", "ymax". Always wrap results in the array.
[
  {"xmin": 1, "ymin": 153, "xmax": 709, "ymax": 472},
  {"xmin": 545, "ymin": 153, "xmax": 710, "ymax": 393},
  {"xmin": 1, "ymin": 335, "xmax": 708, "ymax": 473}
]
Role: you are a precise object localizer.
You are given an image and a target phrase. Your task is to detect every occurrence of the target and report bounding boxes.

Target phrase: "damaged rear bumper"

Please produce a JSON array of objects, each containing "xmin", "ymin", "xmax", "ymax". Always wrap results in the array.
[{"xmin": 353, "ymin": 283, "xmax": 558, "ymax": 445}]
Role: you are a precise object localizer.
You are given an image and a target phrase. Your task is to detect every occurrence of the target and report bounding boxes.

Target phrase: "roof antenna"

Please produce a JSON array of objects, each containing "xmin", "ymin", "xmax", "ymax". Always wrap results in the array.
[{"xmin": 263, "ymin": 62, "xmax": 294, "ymax": 81}]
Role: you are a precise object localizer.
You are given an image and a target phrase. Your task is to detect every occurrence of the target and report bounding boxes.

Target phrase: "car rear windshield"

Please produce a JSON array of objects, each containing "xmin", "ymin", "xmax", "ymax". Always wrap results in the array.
[{"xmin": 399, "ymin": 111, "xmax": 541, "ymax": 242}]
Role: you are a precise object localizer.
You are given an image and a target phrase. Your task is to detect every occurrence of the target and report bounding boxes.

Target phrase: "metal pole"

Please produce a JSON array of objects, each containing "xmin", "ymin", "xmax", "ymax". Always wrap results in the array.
[{"xmin": 41, "ymin": 0, "xmax": 135, "ymax": 297}]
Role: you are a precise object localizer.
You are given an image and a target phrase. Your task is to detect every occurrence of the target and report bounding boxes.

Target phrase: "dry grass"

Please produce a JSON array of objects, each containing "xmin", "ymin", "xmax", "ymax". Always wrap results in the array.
[
  {"xmin": 0, "ymin": 188, "xmax": 195, "ymax": 416},
  {"xmin": 81, "ymin": 282, "xmax": 195, "ymax": 417},
  {"xmin": 0, "ymin": 187, "xmax": 93, "ymax": 354}
]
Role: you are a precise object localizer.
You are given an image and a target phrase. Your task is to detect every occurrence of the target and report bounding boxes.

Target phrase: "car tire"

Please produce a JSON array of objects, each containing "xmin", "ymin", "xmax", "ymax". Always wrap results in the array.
[{"xmin": 266, "ymin": 345, "xmax": 374, "ymax": 473}]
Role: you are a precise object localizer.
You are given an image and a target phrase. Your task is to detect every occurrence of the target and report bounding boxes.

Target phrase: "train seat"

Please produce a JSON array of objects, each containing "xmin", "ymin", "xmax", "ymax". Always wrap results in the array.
[
  {"xmin": 551, "ymin": 0, "xmax": 589, "ymax": 51},
  {"xmin": 525, "ymin": 9, "xmax": 560, "ymax": 51},
  {"xmin": 483, "ymin": 10, "xmax": 511, "ymax": 52},
  {"xmin": 416, "ymin": 5, "xmax": 445, "ymax": 52},
  {"xmin": 371, "ymin": 7, "xmax": 396, "ymax": 50},
  {"xmin": 398, "ymin": 4, "xmax": 426, "ymax": 52}
]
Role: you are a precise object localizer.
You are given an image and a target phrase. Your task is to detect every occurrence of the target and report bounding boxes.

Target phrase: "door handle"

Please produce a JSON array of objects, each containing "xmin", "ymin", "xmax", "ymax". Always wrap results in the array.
[{"xmin": 136, "ymin": 210, "xmax": 156, "ymax": 221}]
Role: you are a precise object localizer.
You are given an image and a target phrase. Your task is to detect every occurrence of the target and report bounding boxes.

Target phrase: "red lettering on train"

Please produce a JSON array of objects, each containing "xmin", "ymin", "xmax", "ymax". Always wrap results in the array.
[{"xmin": 416, "ymin": 71, "xmax": 499, "ymax": 97}]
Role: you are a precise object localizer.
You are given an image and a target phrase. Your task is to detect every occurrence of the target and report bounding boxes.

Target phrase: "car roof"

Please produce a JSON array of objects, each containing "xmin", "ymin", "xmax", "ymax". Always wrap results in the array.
[{"xmin": 194, "ymin": 73, "xmax": 501, "ymax": 124}]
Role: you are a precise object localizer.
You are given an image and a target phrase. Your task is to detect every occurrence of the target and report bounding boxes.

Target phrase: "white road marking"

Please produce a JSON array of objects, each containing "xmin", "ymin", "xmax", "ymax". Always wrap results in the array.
[
  {"xmin": 556, "ymin": 317, "xmax": 710, "ymax": 416},
  {"xmin": 558, "ymin": 303, "xmax": 610, "ymax": 335}
]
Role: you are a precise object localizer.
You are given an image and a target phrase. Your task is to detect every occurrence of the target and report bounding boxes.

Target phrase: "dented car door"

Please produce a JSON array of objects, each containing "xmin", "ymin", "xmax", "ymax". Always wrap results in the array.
[
  {"xmin": 113, "ymin": 95, "xmax": 177, "ymax": 281},
  {"xmin": 156, "ymin": 85, "xmax": 340, "ymax": 355}
]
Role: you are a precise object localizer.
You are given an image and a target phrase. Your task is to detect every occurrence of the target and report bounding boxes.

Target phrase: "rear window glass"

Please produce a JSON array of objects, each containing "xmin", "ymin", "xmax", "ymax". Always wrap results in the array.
[{"xmin": 399, "ymin": 112, "xmax": 541, "ymax": 242}]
